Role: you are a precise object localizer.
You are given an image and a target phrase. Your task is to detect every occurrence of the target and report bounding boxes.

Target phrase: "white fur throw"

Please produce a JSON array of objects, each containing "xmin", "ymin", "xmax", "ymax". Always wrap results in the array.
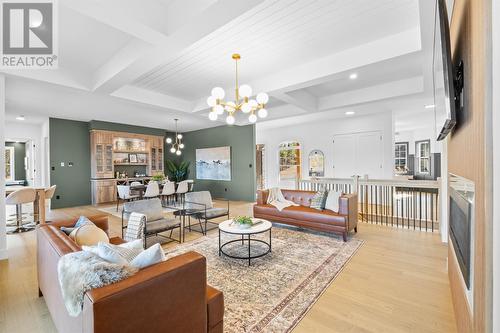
[{"xmin": 57, "ymin": 251, "xmax": 138, "ymax": 317}]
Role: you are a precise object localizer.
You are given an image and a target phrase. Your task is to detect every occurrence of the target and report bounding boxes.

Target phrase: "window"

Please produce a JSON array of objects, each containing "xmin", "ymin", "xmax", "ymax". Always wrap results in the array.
[
  {"xmin": 5, "ymin": 147, "xmax": 14, "ymax": 181},
  {"xmin": 416, "ymin": 140, "xmax": 431, "ymax": 174},
  {"xmin": 279, "ymin": 141, "xmax": 301, "ymax": 181},
  {"xmin": 308, "ymin": 150, "xmax": 324, "ymax": 177},
  {"xmin": 394, "ymin": 142, "xmax": 408, "ymax": 174}
]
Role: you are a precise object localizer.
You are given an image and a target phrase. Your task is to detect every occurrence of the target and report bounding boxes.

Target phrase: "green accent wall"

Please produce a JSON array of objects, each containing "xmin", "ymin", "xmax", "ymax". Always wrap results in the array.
[
  {"xmin": 180, "ymin": 125, "xmax": 256, "ymax": 202},
  {"xmin": 5, "ymin": 142, "xmax": 26, "ymax": 181},
  {"xmin": 50, "ymin": 118, "xmax": 91, "ymax": 208},
  {"xmin": 50, "ymin": 118, "xmax": 170, "ymax": 208},
  {"xmin": 49, "ymin": 117, "xmax": 255, "ymax": 207}
]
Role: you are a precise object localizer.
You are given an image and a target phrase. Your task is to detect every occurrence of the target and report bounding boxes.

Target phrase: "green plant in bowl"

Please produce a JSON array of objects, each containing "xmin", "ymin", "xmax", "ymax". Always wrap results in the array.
[
  {"xmin": 151, "ymin": 174, "xmax": 165, "ymax": 182},
  {"xmin": 232, "ymin": 216, "xmax": 254, "ymax": 229}
]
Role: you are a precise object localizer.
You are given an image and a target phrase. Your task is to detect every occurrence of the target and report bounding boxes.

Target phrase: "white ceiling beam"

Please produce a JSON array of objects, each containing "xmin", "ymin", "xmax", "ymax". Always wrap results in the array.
[
  {"xmin": 92, "ymin": 0, "xmax": 267, "ymax": 94},
  {"xmin": 318, "ymin": 76, "xmax": 424, "ymax": 111},
  {"xmin": 61, "ymin": 0, "xmax": 170, "ymax": 45},
  {"xmin": 270, "ymin": 90, "xmax": 317, "ymax": 113},
  {"xmin": 111, "ymin": 85, "xmax": 193, "ymax": 112},
  {"xmin": 192, "ymin": 28, "xmax": 421, "ymax": 113},
  {"xmin": 92, "ymin": 39, "xmax": 152, "ymax": 92},
  {"xmin": 0, "ymin": 68, "xmax": 90, "ymax": 90}
]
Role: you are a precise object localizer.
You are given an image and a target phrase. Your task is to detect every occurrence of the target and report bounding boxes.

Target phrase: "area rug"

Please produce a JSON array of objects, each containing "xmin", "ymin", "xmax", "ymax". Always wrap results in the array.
[{"xmin": 166, "ymin": 226, "xmax": 363, "ymax": 333}]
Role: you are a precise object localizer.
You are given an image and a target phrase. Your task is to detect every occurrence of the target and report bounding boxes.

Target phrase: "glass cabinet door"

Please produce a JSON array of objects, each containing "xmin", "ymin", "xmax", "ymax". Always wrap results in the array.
[
  {"xmin": 105, "ymin": 145, "xmax": 113, "ymax": 172},
  {"xmin": 96, "ymin": 144, "xmax": 103, "ymax": 172},
  {"xmin": 158, "ymin": 148, "xmax": 163, "ymax": 170},
  {"xmin": 151, "ymin": 147, "xmax": 157, "ymax": 170}
]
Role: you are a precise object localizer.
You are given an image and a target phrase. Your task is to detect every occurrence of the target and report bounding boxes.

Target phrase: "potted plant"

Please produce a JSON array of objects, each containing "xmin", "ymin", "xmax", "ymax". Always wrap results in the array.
[
  {"xmin": 165, "ymin": 160, "xmax": 190, "ymax": 182},
  {"xmin": 232, "ymin": 216, "xmax": 254, "ymax": 229},
  {"xmin": 151, "ymin": 174, "xmax": 165, "ymax": 183}
]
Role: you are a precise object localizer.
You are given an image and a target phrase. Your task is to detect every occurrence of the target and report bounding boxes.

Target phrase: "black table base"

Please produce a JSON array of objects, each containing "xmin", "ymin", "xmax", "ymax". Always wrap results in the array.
[{"xmin": 218, "ymin": 228, "xmax": 272, "ymax": 266}]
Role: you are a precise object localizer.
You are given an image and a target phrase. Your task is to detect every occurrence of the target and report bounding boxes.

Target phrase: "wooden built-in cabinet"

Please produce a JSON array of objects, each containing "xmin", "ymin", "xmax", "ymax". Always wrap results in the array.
[
  {"xmin": 90, "ymin": 129, "xmax": 165, "ymax": 204},
  {"xmin": 150, "ymin": 136, "xmax": 164, "ymax": 175},
  {"xmin": 90, "ymin": 131, "xmax": 114, "ymax": 179},
  {"xmin": 91, "ymin": 179, "xmax": 116, "ymax": 205}
]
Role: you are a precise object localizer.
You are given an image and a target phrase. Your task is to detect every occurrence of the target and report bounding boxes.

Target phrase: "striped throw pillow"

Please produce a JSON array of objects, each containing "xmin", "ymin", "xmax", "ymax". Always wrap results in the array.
[{"xmin": 310, "ymin": 190, "xmax": 327, "ymax": 210}]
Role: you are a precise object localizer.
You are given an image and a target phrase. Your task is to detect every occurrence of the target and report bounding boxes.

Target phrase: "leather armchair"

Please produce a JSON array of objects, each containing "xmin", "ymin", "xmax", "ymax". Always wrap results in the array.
[{"xmin": 37, "ymin": 215, "xmax": 224, "ymax": 333}]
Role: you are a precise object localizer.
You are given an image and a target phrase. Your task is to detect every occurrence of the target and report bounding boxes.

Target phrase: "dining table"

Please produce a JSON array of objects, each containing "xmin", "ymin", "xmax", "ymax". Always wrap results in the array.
[{"xmin": 5, "ymin": 186, "xmax": 47, "ymax": 224}]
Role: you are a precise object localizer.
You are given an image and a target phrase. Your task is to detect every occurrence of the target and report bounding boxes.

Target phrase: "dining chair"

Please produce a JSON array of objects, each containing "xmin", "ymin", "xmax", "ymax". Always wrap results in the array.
[
  {"xmin": 176, "ymin": 180, "xmax": 189, "ymax": 204},
  {"xmin": 186, "ymin": 179, "xmax": 195, "ymax": 192},
  {"xmin": 129, "ymin": 181, "xmax": 142, "ymax": 196},
  {"xmin": 160, "ymin": 181, "xmax": 176, "ymax": 206},
  {"xmin": 6, "ymin": 188, "xmax": 37, "ymax": 233},
  {"xmin": 143, "ymin": 181, "xmax": 160, "ymax": 199},
  {"xmin": 116, "ymin": 185, "xmax": 140, "ymax": 211}
]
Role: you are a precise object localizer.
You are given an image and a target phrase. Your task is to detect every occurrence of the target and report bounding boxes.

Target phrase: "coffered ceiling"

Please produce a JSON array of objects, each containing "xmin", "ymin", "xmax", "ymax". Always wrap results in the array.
[{"xmin": 1, "ymin": 0, "xmax": 436, "ymax": 132}]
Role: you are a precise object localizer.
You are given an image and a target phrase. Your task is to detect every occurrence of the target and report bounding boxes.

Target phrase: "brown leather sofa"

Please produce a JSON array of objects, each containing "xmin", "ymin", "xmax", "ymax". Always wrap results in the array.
[
  {"xmin": 253, "ymin": 189, "xmax": 358, "ymax": 241},
  {"xmin": 37, "ymin": 215, "xmax": 224, "ymax": 333}
]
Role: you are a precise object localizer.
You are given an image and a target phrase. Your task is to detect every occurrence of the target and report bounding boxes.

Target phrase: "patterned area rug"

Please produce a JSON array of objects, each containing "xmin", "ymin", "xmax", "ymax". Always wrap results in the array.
[{"xmin": 166, "ymin": 226, "xmax": 363, "ymax": 333}]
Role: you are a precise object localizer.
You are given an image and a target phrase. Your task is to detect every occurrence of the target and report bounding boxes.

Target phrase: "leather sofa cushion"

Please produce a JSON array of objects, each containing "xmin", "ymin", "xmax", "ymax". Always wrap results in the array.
[
  {"xmin": 206, "ymin": 285, "xmax": 224, "ymax": 330},
  {"xmin": 254, "ymin": 204, "xmax": 346, "ymax": 226}
]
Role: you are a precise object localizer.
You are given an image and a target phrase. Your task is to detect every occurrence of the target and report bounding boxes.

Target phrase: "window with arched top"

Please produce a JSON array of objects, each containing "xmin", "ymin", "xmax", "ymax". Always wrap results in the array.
[
  {"xmin": 279, "ymin": 141, "xmax": 301, "ymax": 182},
  {"xmin": 308, "ymin": 150, "xmax": 324, "ymax": 177}
]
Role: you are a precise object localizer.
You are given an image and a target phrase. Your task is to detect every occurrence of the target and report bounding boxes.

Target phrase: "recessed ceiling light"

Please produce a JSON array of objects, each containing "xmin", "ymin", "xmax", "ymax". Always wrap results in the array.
[
  {"xmin": 425, "ymin": 104, "xmax": 435, "ymax": 109},
  {"xmin": 345, "ymin": 111, "xmax": 355, "ymax": 115},
  {"xmin": 16, "ymin": 115, "xmax": 25, "ymax": 121},
  {"xmin": 349, "ymin": 73, "xmax": 358, "ymax": 80}
]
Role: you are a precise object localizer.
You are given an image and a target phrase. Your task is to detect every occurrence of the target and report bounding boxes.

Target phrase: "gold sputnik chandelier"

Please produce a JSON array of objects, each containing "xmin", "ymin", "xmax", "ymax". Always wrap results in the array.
[{"xmin": 207, "ymin": 53, "xmax": 269, "ymax": 125}]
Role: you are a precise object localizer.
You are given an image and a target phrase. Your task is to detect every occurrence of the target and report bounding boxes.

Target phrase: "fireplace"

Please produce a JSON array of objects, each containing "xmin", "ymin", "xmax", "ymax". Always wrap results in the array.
[{"xmin": 449, "ymin": 174, "xmax": 474, "ymax": 293}]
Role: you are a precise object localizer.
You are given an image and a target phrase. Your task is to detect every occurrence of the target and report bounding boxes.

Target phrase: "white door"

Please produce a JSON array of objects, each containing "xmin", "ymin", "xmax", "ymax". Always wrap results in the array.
[
  {"xmin": 357, "ymin": 132, "xmax": 383, "ymax": 178},
  {"xmin": 332, "ymin": 131, "xmax": 383, "ymax": 179},
  {"xmin": 332, "ymin": 134, "xmax": 356, "ymax": 178}
]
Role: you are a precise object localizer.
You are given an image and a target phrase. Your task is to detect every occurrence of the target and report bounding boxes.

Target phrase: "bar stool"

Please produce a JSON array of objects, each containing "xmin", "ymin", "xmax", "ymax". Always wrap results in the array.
[
  {"xmin": 6, "ymin": 188, "xmax": 37, "ymax": 233},
  {"xmin": 33, "ymin": 185, "xmax": 57, "ymax": 223}
]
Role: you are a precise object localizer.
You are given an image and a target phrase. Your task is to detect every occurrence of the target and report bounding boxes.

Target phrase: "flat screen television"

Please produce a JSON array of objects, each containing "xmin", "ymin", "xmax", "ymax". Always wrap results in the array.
[{"xmin": 433, "ymin": 0, "xmax": 457, "ymax": 141}]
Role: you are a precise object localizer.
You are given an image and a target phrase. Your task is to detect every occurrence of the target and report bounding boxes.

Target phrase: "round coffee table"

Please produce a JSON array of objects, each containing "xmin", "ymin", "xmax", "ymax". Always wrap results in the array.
[{"xmin": 218, "ymin": 218, "xmax": 272, "ymax": 266}]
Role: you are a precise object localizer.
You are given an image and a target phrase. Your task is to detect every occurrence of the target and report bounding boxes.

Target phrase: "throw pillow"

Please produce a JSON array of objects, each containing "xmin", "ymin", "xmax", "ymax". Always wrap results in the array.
[
  {"xmin": 325, "ymin": 191, "xmax": 342, "ymax": 213},
  {"xmin": 130, "ymin": 243, "xmax": 166, "ymax": 269},
  {"xmin": 60, "ymin": 227, "xmax": 76, "ymax": 236},
  {"xmin": 310, "ymin": 190, "xmax": 327, "ymax": 210},
  {"xmin": 119, "ymin": 239, "xmax": 144, "ymax": 250},
  {"xmin": 97, "ymin": 242, "xmax": 142, "ymax": 265},
  {"xmin": 82, "ymin": 239, "xmax": 143, "ymax": 260},
  {"xmin": 75, "ymin": 216, "xmax": 95, "ymax": 228},
  {"xmin": 60, "ymin": 216, "xmax": 95, "ymax": 235},
  {"xmin": 69, "ymin": 224, "xmax": 109, "ymax": 246}
]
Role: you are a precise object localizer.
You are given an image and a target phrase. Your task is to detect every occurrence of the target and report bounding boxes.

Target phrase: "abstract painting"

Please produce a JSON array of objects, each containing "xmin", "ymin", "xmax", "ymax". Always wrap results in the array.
[{"xmin": 196, "ymin": 146, "xmax": 231, "ymax": 181}]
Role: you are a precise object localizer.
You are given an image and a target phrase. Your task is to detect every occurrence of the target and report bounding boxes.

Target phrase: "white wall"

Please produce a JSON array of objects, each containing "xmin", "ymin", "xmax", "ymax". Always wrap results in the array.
[
  {"xmin": 395, "ymin": 127, "xmax": 442, "ymax": 154},
  {"xmin": 4, "ymin": 120, "xmax": 47, "ymax": 187},
  {"xmin": 256, "ymin": 112, "xmax": 394, "ymax": 189},
  {"xmin": 0, "ymin": 75, "xmax": 6, "ymax": 260}
]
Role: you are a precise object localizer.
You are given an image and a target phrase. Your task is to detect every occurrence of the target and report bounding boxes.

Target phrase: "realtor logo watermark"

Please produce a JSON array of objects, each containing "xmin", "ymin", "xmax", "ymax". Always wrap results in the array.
[{"xmin": 1, "ymin": 0, "xmax": 58, "ymax": 68}]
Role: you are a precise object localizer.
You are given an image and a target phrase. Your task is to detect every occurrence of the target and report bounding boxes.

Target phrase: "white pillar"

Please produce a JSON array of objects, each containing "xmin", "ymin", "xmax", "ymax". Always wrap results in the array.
[{"xmin": 0, "ymin": 74, "xmax": 6, "ymax": 260}]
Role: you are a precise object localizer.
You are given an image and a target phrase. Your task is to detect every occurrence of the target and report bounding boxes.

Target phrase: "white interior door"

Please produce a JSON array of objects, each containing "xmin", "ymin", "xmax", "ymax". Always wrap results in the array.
[
  {"xmin": 332, "ymin": 134, "xmax": 356, "ymax": 178},
  {"xmin": 357, "ymin": 132, "xmax": 383, "ymax": 178},
  {"xmin": 333, "ymin": 131, "xmax": 383, "ymax": 179}
]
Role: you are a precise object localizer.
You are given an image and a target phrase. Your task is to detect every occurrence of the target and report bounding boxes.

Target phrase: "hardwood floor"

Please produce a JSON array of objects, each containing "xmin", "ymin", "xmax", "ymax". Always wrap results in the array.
[{"xmin": 0, "ymin": 201, "xmax": 456, "ymax": 333}]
